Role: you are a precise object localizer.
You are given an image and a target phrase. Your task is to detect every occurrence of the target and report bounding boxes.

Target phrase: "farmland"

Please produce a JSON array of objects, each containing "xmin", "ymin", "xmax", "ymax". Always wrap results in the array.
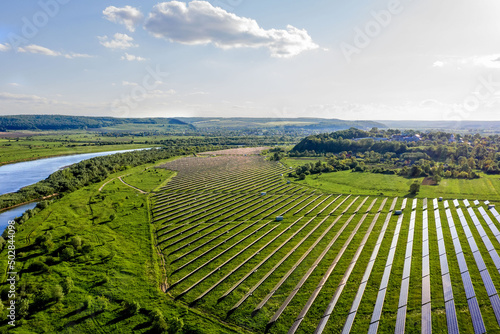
[{"xmin": 149, "ymin": 147, "xmax": 500, "ymax": 333}]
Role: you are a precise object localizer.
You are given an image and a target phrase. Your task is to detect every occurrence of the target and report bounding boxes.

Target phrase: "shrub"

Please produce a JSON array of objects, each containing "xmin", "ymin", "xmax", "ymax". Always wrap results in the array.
[
  {"xmin": 63, "ymin": 277, "xmax": 74, "ymax": 294},
  {"xmin": 71, "ymin": 236, "xmax": 82, "ymax": 250},
  {"xmin": 60, "ymin": 247, "xmax": 74, "ymax": 261}
]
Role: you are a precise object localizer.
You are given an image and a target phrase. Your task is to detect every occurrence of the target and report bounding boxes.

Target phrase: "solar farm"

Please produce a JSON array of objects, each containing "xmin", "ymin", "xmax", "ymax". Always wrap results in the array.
[{"xmin": 151, "ymin": 148, "xmax": 500, "ymax": 333}]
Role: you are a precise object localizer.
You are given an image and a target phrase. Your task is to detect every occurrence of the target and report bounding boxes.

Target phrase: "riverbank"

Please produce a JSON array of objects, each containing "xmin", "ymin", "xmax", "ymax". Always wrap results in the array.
[{"xmin": 0, "ymin": 143, "xmax": 154, "ymax": 167}]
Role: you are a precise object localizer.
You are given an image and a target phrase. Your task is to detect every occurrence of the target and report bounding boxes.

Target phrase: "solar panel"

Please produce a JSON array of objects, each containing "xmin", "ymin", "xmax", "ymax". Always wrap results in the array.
[
  {"xmin": 473, "ymin": 251, "xmax": 487, "ymax": 272},
  {"xmin": 476, "ymin": 225, "xmax": 487, "ymax": 238},
  {"xmin": 437, "ymin": 228, "xmax": 444, "ymax": 241},
  {"xmin": 480, "ymin": 270, "xmax": 497, "ymax": 297},
  {"xmin": 464, "ymin": 199, "xmax": 470, "ymax": 207},
  {"xmin": 485, "ymin": 200, "xmax": 491, "ymax": 205},
  {"xmin": 489, "ymin": 250, "xmax": 500, "ymax": 269},
  {"xmin": 362, "ymin": 260, "xmax": 375, "ymax": 283},
  {"xmin": 462, "ymin": 225, "xmax": 473, "ymax": 239},
  {"xmin": 422, "ymin": 256, "xmax": 430, "ymax": 277},
  {"xmin": 402, "ymin": 260, "xmax": 412, "ymax": 279},
  {"xmin": 467, "ymin": 297, "xmax": 486, "ymax": 334},
  {"xmin": 445, "ymin": 300, "xmax": 460, "ymax": 334},
  {"xmin": 422, "ymin": 240, "xmax": 429, "ymax": 257},
  {"xmin": 387, "ymin": 249, "xmax": 396, "ymax": 266},
  {"xmin": 422, "ymin": 302, "xmax": 432, "ymax": 334},
  {"xmin": 490, "ymin": 294, "xmax": 500, "ymax": 324},
  {"xmin": 342, "ymin": 312, "xmax": 357, "ymax": 334},
  {"xmin": 350, "ymin": 281, "xmax": 367, "ymax": 310},
  {"xmin": 444, "ymin": 201, "xmax": 449, "ymax": 209},
  {"xmin": 457, "ymin": 252, "xmax": 468, "ymax": 274},
  {"xmin": 452, "ymin": 237, "xmax": 463, "ymax": 254},
  {"xmin": 438, "ymin": 238, "xmax": 446, "ymax": 255},
  {"xmin": 442, "ymin": 273, "xmax": 454, "ymax": 302},
  {"xmin": 367, "ymin": 322, "xmax": 379, "ymax": 334},
  {"xmin": 400, "ymin": 198, "xmax": 407, "ymax": 210},
  {"xmin": 440, "ymin": 254, "xmax": 450, "ymax": 275},
  {"xmin": 395, "ymin": 306, "xmax": 407, "ymax": 334},
  {"xmin": 474, "ymin": 200, "xmax": 480, "ymax": 206},
  {"xmin": 468, "ymin": 237, "xmax": 479, "ymax": 253},
  {"xmin": 423, "ymin": 198, "xmax": 428, "ymax": 210},
  {"xmin": 422, "ymin": 274, "xmax": 431, "ymax": 305},
  {"xmin": 380, "ymin": 269, "xmax": 391, "ymax": 290},
  {"xmin": 482, "ymin": 237, "xmax": 495, "ymax": 252},
  {"xmin": 371, "ymin": 288, "xmax": 387, "ymax": 323},
  {"xmin": 450, "ymin": 227, "xmax": 459, "ymax": 240},
  {"xmin": 391, "ymin": 235, "xmax": 400, "ymax": 250},
  {"xmin": 490, "ymin": 223, "xmax": 500, "ymax": 237},
  {"xmin": 370, "ymin": 244, "xmax": 381, "ymax": 262},
  {"xmin": 398, "ymin": 277, "xmax": 410, "ymax": 308},
  {"xmin": 461, "ymin": 271, "xmax": 476, "ymax": 300},
  {"xmin": 405, "ymin": 242, "xmax": 414, "ymax": 259},
  {"xmin": 454, "ymin": 199, "xmax": 459, "ymax": 207}
]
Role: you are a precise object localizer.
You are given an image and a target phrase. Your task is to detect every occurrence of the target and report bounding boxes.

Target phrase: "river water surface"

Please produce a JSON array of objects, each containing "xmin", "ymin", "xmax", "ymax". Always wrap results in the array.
[{"xmin": 0, "ymin": 148, "xmax": 148, "ymax": 232}]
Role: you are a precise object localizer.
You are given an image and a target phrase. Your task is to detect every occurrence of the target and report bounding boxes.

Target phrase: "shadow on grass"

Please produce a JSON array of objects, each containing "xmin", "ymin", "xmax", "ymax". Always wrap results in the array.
[{"xmin": 105, "ymin": 310, "xmax": 132, "ymax": 326}]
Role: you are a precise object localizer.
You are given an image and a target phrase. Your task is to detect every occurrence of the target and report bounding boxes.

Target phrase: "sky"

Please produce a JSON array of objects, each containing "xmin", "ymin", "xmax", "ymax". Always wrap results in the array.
[{"xmin": 0, "ymin": 0, "xmax": 499, "ymax": 120}]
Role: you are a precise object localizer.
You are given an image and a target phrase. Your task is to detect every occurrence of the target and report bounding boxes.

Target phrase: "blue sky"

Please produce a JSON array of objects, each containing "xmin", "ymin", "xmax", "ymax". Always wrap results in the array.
[{"xmin": 0, "ymin": 0, "xmax": 499, "ymax": 120}]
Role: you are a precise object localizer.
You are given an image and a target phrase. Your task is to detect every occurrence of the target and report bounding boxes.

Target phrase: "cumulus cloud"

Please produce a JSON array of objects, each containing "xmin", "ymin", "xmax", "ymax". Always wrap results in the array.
[
  {"xmin": 121, "ymin": 53, "xmax": 147, "ymax": 62},
  {"xmin": 0, "ymin": 43, "xmax": 11, "ymax": 52},
  {"xmin": 98, "ymin": 33, "xmax": 138, "ymax": 49},
  {"xmin": 17, "ymin": 44, "xmax": 93, "ymax": 59},
  {"xmin": 103, "ymin": 6, "xmax": 144, "ymax": 32},
  {"xmin": 143, "ymin": 1, "xmax": 318, "ymax": 58}
]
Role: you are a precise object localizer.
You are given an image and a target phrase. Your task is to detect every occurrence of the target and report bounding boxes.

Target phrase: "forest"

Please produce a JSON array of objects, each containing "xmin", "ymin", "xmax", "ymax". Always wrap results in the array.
[
  {"xmin": 0, "ymin": 115, "xmax": 192, "ymax": 131},
  {"xmin": 289, "ymin": 128, "xmax": 500, "ymax": 180}
]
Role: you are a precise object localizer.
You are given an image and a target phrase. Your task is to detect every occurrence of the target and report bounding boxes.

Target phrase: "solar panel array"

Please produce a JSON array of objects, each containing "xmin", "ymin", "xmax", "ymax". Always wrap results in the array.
[{"xmin": 150, "ymin": 150, "xmax": 500, "ymax": 334}]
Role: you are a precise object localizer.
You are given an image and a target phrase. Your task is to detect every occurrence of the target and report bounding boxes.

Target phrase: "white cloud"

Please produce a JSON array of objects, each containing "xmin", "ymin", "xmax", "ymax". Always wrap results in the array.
[
  {"xmin": 17, "ymin": 44, "xmax": 93, "ymax": 59},
  {"xmin": 9, "ymin": 83, "xmax": 21, "ymax": 87},
  {"xmin": 143, "ymin": 1, "xmax": 319, "ymax": 58},
  {"xmin": 18, "ymin": 44, "xmax": 60, "ymax": 57},
  {"xmin": 103, "ymin": 6, "xmax": 144, "ymax": 32},
  {"xmin": 98, "ymin": 33, "xmax": 138, "ymax": 49},
  {"xmin": 122, "ymin": 81, "xmax": 138, "ymax": 86},
  {"xmin": 121, "ymin": 53, "xmax": 147, "ymax": 62},
  {"xmin": 0, "ymin": 43, "xmax": 11, "ymax": 52},
  {"xmin": 0, "ymin": 92, "xmax": 50, "ymax": 103},
  {"xmin": 434, "ymin": 54, "xmax": 500, "ymax": 69}
]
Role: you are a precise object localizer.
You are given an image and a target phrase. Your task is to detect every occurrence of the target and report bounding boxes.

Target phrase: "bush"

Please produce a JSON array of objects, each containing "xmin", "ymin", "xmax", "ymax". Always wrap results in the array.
[
  {"xmin": 63, "ymin": 277, "xmax": 74, "ymax": 294},
  {"xmin": 71, "ymin": 236, "xmax": 82, "ymax": 250},
  {"xmin": 29, "ymin": 260, "xmax": 49, "ymax": 272},
  {"xmin": 60, "ymin": 247, "xmax": 74, "ymax": 261},
  {"xmin": 409, "ymin": 181, "xmax": 420, "ymax": 194},
  {"xmin": 83, "ymin": 295, "xmax": 93, "ymax": 309},
  {"xmin": 50, "ymin": 285, "xmax": 64, "ymax": 302}
]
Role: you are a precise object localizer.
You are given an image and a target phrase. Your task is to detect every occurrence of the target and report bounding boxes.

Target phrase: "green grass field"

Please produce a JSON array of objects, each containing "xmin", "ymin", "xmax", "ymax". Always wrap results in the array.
[
  {"xmin": 0, "ymin": 161, "xmax": 247, "ymax": 334},
  {"xmin": 294, "ymin": 170, "xmax": 500, "ymax": 201}
]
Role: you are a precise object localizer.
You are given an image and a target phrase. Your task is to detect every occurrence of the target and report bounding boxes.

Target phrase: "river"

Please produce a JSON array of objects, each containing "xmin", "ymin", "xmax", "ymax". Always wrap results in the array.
[{"xmin": 0, "ymin": 148, "xmax": 148, "ymax": 232}]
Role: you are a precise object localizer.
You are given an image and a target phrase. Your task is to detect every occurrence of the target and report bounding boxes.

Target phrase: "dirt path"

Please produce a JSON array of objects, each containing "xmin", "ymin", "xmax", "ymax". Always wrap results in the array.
[
  {"xmin": 98, "ymin": 178, "xmax": 116, "ymax": 192},
  {"xmin": 118, "ymin": 176, "xmax": 148, "ymax": 194}
]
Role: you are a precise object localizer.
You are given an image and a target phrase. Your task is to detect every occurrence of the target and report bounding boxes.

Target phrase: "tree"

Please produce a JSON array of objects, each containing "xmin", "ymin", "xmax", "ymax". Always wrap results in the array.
[
  {"xmin": 409, "ymin": 181, "xmax": 420, "ymax": 194},
  {"xmin": 432, "ymin": 174, "xmax": 442, "ymax": 185}
]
